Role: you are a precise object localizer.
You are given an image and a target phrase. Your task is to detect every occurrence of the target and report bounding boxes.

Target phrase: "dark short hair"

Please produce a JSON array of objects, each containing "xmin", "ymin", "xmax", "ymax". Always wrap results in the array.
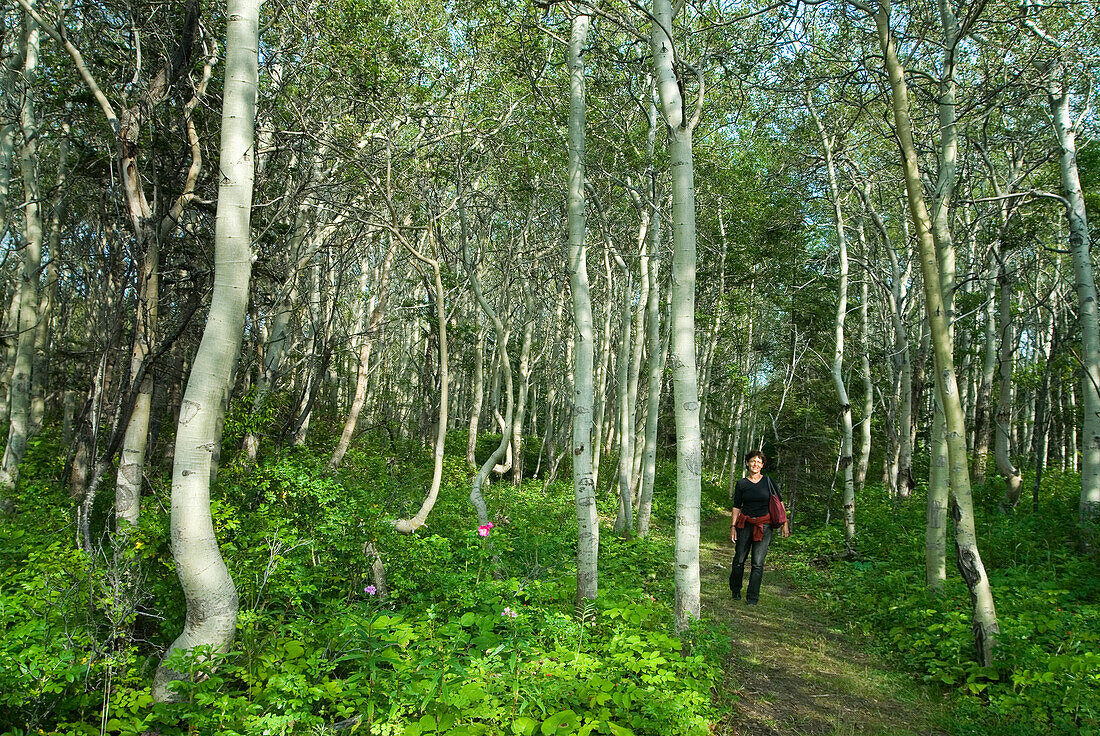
[{"xmin": 745, "ymin": 450, "xmax": 766, "ymax": 465}]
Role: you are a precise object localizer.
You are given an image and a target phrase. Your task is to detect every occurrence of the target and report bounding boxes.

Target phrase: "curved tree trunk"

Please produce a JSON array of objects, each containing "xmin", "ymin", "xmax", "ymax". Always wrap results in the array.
[
  {"xmin": 329, "ymin": 235, "xmax": 397, "ymax": 470},
  {"xmin": 394, "ymin": 237, "xmax": 448, "ymax": 533},
  {"xmin": 153, "ymin": 0, "xmax": 257, "ymax": 698}
]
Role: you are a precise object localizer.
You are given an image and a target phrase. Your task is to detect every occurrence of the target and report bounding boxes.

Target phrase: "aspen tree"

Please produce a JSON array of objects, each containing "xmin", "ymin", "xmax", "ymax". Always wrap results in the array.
[
  {"xmin": 1043, "ymin": 59, "xmax": 1100, "ymax": 549},
  {"xmin": 925, "ymin": 0, "xmax": 964, "ymax": 595},
  {"xmin": 0, "ymin": 3, "xmax": 41, "ymax": 510},
  {"xmin": 865, "ymin": 0, "xmax": 999, "ymax": 664},
  {"xmin": 856, "ymin": 231, "xmax": 874, "ymax": 490},
  {"xmin": 153, "ymin": 0, "xmax": 259, "ymax": 699},
  {"xmin": 638, "ymin": 170, "xmax": 664, "ymax": 538},
  {"xmin": 567, "ymin": 2, "xmax": 598, "ymax": 603},
  {"xmin": 650, "ymin": 0, "xmax": 704, "ymax": 632},
  {"xmin": 394, "ymin": 230, "xmax": 448, "ymax": 533},
  {"xmin": 808, "ymin": 93, "xmax": 855, "ymax": 550},
  {"xmin": 329, "ymin": 235, "xmax": 397, "ymax": 470}
]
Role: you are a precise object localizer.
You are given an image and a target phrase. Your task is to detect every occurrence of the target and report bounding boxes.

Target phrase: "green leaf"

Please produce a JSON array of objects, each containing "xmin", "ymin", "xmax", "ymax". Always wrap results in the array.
[
  {"xmin": 420, "ymin": 714, "xmax": 438, "ymax": 732},
  {"xmin": 541, "ymin": 710, "xmax": 580, "ymax": 735},
  {"xmin": 512, "ymin": 717, "xmax": 538, "ymax": 736}
]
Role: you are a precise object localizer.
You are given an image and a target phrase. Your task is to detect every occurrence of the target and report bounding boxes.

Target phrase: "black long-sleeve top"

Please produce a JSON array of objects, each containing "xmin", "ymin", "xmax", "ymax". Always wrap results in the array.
[{"xmin": 733, "ymin": 475, "xmax": 780, "ymax": 518}]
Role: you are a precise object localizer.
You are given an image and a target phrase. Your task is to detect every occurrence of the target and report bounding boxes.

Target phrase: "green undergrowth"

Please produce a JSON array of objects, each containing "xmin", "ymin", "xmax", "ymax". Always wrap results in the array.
[
  {"xmin": 778, "ymin": 472, "xmax": 1100, "ymax": 736},
  {"xmin": 0, "ymin": 431, "xmax": 721, "ymax": 736}
]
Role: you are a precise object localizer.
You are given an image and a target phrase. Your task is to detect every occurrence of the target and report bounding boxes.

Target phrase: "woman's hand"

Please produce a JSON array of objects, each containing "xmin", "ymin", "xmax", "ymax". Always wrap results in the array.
[
  {"xmin": 730, "ymin": 509, "xmax": 740, "ymax": 543},
  {"xmin": 781, "ymin": 522, "xmax": 790, "ymax": 538}
]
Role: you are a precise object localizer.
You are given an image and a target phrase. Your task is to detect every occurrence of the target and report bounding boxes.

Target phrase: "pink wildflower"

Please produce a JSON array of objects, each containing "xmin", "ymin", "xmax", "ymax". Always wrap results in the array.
[
  {"xmin": 364, "ymin": 585, "xmax": 377, "ymax": 595},
  {"xmin": 478, "ymin": 524, "xmax": 492, "ymax": 537},
  {"xmin": 502, "ymin": 607, "xmax": 518, "ymax": 618}
]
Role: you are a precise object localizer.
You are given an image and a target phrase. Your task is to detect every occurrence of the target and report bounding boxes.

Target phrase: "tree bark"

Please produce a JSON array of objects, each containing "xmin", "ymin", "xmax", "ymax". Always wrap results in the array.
[
  {"xmin": 809, "ymin": 94, "xmax": 855, "ymax": 549},
  {"xmin": 394, "ymin": 234, "xmax": 448, "ymax": 533},
  {"xmin": 994, "ymin": 260, "xmax": 1022, "ymax": 507},
  {"xmin": 329, "ymin": 235, "xmax": 398, "ymax": 469},
  {"xmin": 651, "ymin": 0, "xmax": 703, "ymax": 633},
  {"xmin": 0, "ymin": 6, "xmax": 42, "ymax": 511},
  {"xmin": 874, "ymin": 0, "xmax": 998, "ymax": 665},
  {"xmin": 1046, "ymin": 60, "xmax": 1100, "ymax": 549},
  {"xmin": 153, "ymin": 0, "xmax": 258, "ymax": 698},
  {"xmin": 638, "ymin": 185, "xmax": 663, "ymax": 537},
  {"xmin": 971, "ymin": 269, "xmax": 997, "ymax": 483},
  {"xmin": 568, "ymin": 4, "xmax": 598, "ymax": 603}
]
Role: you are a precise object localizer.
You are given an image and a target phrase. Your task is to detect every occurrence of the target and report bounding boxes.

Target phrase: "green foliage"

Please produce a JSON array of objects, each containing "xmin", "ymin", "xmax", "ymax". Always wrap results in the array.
[
  {"xmin": 2, "ymin": 434, "xmax": 717, "ymax": 735},
  {"xmin": 781, "ymin": 476, "xmax": 1100, "ymax": 736}
]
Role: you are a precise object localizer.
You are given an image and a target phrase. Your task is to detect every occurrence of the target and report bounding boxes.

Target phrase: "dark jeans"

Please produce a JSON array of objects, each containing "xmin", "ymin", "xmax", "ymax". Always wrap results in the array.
[{"xmin": 729, "ymin": 523, "xmax": 773, "ymax": 603}]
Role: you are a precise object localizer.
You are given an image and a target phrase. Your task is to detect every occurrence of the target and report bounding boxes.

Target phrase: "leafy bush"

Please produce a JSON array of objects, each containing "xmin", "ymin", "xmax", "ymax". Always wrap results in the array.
[
  {"xmin": 2, "ymin": 434, "xmax": 718, "ymax": 735},
  {"xmin": 780, "ymin": 476, "xmax": 1100, "ymax": 736}
]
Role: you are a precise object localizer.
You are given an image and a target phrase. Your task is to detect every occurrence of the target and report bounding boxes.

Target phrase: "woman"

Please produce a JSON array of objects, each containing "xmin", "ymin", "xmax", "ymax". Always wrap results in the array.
[{"xmin": 730, "ymin": 450, "xmax": 789, "ymax": 604}]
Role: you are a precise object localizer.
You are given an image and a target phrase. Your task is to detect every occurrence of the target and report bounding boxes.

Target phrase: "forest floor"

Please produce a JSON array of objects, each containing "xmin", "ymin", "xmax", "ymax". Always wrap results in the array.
[{"xmin": 700, "ymin": 515, "xmax": 955, "ymax": 736}]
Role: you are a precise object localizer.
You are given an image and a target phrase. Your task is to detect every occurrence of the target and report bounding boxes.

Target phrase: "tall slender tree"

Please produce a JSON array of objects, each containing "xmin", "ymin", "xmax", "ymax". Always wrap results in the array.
[{"xmin": 153, "ymin": 0, "xmax": 259, "ymax": 699}]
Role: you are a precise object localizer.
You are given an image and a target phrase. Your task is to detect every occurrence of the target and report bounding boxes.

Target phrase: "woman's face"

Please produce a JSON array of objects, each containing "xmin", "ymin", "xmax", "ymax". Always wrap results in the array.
[{"xmin": 747, "ymin": 456, "xmax": 764, "ymax": 473}]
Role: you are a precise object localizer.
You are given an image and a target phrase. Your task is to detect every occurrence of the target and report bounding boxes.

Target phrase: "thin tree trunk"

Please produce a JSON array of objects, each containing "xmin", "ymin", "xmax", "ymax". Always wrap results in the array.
[
  {"xmin": 809, "ymin": 94, "xmax": 855, "ymax": 549},
  {"xmin": 567, "ymin": 3, "xmax": 598, "ymax": 603},
  {"xmin": 652, "ymin": 0, "xmax": 703, "ymax": 633},
  {"xmin": 972, "ymin": 269, "xmax": 997, "ymax": 483},
  {"xmin": 1046, "ymin": 60, "xmax": 1100, "ymax": 549},
  {"xmin": 466, "ymin": 323, "xmax": 486, "ymax": 468},
  {"xmin": 995, "ymin": 260, "xmax": 1023, "ymax": 507},
  {"xmin": 856, "ymin": 249, "xmax": 873, "ymax": 490},
  {"xmin": 925, "ymin": 0, "xmax": 961, "ymax": 594},
  {"xmin": 153, "ymin": 0, "xmax": 257, "ymax": 697},
  {"xmin": 394, "ymin": 234, "xmax": 448, "ymax": 533},
  {"xmin": 637, "ymin": 187, "xmax": 663, "ymax": 537},
  {"xmin": 31, "ymin": 117, "xmax": 67, "ymax": 431},
  {"xmin": 874, "ymin": 0, "xmax": 998, "ymax": 664},
  {"xmin": 0, "ymin": 7, "xmax": 42, "ymax": 509},
  {"xmin": 329, "ymin": 236, "xmax": 397, "ymax": 469}
]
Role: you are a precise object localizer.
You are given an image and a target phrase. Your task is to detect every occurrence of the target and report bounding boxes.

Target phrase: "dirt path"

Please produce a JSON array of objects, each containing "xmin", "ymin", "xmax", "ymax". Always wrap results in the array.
[{"xmin": 700, "ymin": 516, "xmax": 952, "ymax": 736}]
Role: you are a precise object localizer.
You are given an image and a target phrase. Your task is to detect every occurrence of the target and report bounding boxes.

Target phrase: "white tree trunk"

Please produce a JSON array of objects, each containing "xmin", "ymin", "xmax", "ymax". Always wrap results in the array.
[
  {"xmin": 612, "ymin": 256, "xmax": 633, "ymax": 536},
  {"xmin": 1047, "ymin": 61, "xmax": 1100, "ymax": 547},
  {"xmin": 972, "ymin": 271, "xmax": 997, "ymax": 483},
  {"xmin": 568, "ymin": 5, "xmax": 598, "ymax": 603},
  {"xmin": 153, "ymin": 0, "xmax": 258, "ymax": 698},
  {"xmin": 638, "ymin": 193, "xmax": 663, "ymax": 537},
  {"xmin": 994, "ymin": 261, "xmax": 1022, "ymax": 507},
  {"xmin": 651, "ymin": 0, "xmax": 703, "ymax": 633},
  {"xmin": 809, "ymin": 95, "xmax": 855, "ymax": 548},
  {"xmin": 467, "ymin": 322, "xmax": 487, "ymax": 468},
  {"xmin": 329, "ymin": 236, "xmax": 397, "ymax": 469},
  {"xmin": 856, "ymin": 247, "xmax": 873, "ymax": 490},
  {"xmin": 0, "ymin": 7, "xmax": 42, "ymax": 510},
  {"xmin": 876, "ymin": 0, "xmax": 998, "ymax": 665},
  {"xmin": 394, "ymin": 238, "xmax": 448, "ymax": 533}
]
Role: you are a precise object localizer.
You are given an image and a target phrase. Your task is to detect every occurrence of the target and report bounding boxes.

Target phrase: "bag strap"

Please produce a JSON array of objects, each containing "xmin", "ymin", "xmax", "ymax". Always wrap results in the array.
[{"xmin": 766, "ymin": 476, "xmax": 778, "ymax": 497}]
